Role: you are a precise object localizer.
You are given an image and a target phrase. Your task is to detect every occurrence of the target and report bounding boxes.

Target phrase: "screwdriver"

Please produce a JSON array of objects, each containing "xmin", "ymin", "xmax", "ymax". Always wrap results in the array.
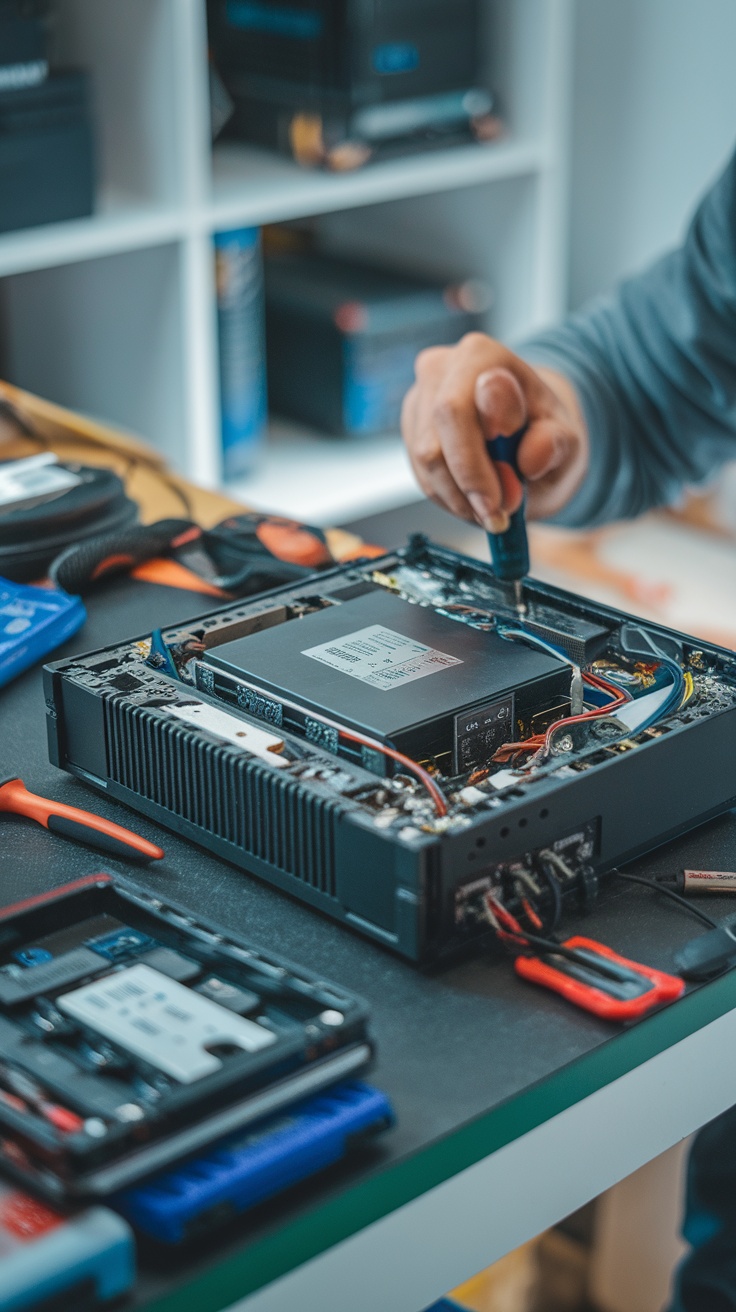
[
  {"xmin": 0, "ymin": 777, "xmax": 164, "ymax": 863},
  {"xmin": 485, "ymin": 424, "xmax": 530, "ymax": 616}
]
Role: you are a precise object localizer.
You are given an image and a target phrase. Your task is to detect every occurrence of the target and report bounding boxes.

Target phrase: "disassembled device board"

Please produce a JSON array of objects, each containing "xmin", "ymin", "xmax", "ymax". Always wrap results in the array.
[
  {"xmin": 0, "ymin": 875, "xmax": 371, "ymax": 1202},
  {"xmin": 45, "ymin": 535, "xmax": 736, "ymax": 964}
]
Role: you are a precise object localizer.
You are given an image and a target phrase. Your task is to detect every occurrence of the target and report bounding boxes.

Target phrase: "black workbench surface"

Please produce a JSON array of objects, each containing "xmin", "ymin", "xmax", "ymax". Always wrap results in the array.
[{"xmin": 2, "ymin": 502, "xmax": 736, "ymax": 1312}]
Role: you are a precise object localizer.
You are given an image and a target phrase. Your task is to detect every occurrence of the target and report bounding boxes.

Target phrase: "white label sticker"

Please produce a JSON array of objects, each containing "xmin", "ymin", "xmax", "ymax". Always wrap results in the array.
[
  {"xmin": 59, "ymin": 964, "xmax": 275, "ymax": 1084},
  {"xmin": 302, "ymin": 624, "xmax": 462, "ymax": 691}
]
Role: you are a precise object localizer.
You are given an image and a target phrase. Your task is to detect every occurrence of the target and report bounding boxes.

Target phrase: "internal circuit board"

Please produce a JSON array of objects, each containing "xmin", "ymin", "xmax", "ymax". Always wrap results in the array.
[{"xmin": 45, "ymin": 536, "xmax": 736, "ymax": 961}]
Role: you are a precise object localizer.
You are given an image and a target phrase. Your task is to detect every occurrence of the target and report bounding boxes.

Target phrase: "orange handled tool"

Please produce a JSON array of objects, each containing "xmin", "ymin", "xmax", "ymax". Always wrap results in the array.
[{"xmin": 0, "ymin": 778, "xmax": 163, "ymax": 864}]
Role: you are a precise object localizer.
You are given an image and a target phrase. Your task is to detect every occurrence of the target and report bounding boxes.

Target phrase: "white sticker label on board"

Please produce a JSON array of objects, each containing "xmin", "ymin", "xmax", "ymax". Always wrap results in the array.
[
  {"xmin": 59, "ymin": 964, "xmax": 275, "ymax": 1083},
  {"xmin": 302, "ymin": 624, "xmax": 462, "ymax": 691}
]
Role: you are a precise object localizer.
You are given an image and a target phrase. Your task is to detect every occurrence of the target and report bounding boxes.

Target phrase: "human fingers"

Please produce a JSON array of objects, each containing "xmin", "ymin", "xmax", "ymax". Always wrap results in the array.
[
  {"xmin": 428, "ymin": 345, "xmax": 511, "ymax": 531},
  {"xmin": 400, "ymin": 379, "xmax": 480, "ymax": 523}
]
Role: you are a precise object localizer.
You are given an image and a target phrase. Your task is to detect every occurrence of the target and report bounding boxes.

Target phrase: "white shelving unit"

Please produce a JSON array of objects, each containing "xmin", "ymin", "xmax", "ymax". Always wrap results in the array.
[{"xmin": 0, "ymin": 0, "xmax": 573, "ymax": 523}]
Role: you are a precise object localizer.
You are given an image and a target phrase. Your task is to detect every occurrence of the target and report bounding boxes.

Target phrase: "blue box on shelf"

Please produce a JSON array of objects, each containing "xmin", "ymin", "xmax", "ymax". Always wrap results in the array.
[{"xmin": 214, "ymin": 226, "xmax": 268, "ymax": 480}]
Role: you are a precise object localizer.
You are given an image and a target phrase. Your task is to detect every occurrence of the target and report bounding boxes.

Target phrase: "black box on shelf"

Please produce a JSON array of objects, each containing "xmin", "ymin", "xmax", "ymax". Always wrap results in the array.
[
  {"xmin": 264, "ymin": 249, "xmax": 487, "ymax": 435},
  {"xmin": 0, "ymin": 70, "xmax": 95, "ymax": 233},
  {"xmin": 0, "ymin": 0, "xmax": 47, "ymax": 92},
  {"xmin": 208, "ymin": 0, "xmax": 498, "ymax": 168}
]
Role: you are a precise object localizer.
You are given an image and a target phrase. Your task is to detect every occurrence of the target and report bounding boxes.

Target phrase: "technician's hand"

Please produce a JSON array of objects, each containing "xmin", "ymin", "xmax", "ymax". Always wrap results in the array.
[{"xmin": 400, "ymin": 333, "xmax": 589, "ymax": 531}]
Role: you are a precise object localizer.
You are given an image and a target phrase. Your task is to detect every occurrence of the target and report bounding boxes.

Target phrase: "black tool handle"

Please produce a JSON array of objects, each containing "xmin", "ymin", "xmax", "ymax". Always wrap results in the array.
[
  {"xmin": 675, "ymin": 927, "xmax": 736, "ymax": 980},
  {"xmin": 46, "ymin": 815, "xmax": 163, "ymax": 863},
  {"xmin": 487, "ymin": 502, "xmax": 530, "ymax": 582},
  {"xmin": 49, "ymin": 519, "xmax": 195, "ymax": 594},
  {"xmin": 485, "ymin": 427, "xmax": 530, "ymax": 582}
]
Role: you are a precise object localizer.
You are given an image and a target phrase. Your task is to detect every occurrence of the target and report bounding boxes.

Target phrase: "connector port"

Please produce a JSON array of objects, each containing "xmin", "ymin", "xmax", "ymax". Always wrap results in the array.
[{"xmin": 454, "ymin": 819, "xmax": 600, "ymax": 933}]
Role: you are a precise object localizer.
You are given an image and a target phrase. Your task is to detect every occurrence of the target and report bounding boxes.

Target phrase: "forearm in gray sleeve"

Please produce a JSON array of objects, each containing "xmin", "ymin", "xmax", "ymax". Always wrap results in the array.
[{"xmin": 520, "ymin": 146, "xmax": 736, "ymax": 528}]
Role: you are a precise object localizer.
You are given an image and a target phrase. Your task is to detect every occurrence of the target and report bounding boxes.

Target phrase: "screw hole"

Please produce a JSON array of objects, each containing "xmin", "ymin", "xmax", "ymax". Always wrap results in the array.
[
  {"xmin": 518, "ymin": 817, "xmax": 528, "ymax": 829},
  {"xmin": 500, "ymin": 826, "xmax": 510, "ymax": 839},
  {"xmin": 540, "ymin": 807, "xmax": 549, "ymax": 819},
  {"xmin": 475, "ymin": 837, "xmax": 486, "ymax": 849}
]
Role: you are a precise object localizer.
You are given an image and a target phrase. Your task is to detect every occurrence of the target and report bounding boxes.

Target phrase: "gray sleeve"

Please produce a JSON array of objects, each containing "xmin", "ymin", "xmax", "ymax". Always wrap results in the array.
[{"xmin": 520, "ymin": 147, "xmax": 736, "ymax": 527}]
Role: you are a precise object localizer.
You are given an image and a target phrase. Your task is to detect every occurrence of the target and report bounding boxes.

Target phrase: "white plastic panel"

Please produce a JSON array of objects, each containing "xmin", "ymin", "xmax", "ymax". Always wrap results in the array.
[
  {"xmin": 1, "ymin": 243, "xmax": 187, "ymax": 468},
  {"xmin": 59, "ymin": 964, "xmax": 275, "ymax": 1083},
  {"xmin": 54, "ymin": 0, "xmax": 183, "ymax": 206}
]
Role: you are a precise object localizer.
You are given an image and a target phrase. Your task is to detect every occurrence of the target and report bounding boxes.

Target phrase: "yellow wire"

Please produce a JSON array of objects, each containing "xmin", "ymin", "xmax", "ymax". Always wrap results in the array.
[{"xmin": 681, "ymin": 671, "xmax": 695, "ymax": 706}]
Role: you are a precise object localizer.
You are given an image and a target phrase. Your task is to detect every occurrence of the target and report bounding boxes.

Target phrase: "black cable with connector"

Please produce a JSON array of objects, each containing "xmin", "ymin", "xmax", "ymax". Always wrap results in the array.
[
  {"xmin": 535, "ymin": 857, "xmax": 563, "ymax": 933},
  {"xmin": 612, "ymin": 870, "xmax": 720, "ymax": 930},
  {"xmin": 484, "ymin": 895, "xmax": 637, "ymax": 981},
  {"xmin": 505, "ymin": 929, "xmax": 647, "ymax": 983}
]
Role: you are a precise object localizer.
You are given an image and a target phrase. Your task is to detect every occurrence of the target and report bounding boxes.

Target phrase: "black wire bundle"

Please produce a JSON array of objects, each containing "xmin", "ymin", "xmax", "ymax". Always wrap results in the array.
[{"xmin": 612, "ymin": 870, "xmax": 719, "ymax": 929}]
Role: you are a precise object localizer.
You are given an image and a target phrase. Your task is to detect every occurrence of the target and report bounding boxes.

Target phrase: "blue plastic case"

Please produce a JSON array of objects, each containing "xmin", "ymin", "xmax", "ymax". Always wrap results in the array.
[
  {"xmin": 0, "ymin": 1186, "xmax": 135, "ymax": 1312},
  {"xmin": 0, "ymin": 578, "xmax": 85, "ymax": 688},
  {"xmin": 114, "ymin": 1081, "xmax": 394, "ymax": 1244}
]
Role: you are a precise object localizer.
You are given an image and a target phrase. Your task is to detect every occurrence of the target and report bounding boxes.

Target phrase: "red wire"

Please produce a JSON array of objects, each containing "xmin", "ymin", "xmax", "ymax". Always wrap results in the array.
[
  {"xmin": 543, "ymin": 670, "xmax": 632, "ymax": 754},
  {"xmin": 338, "ymin": 727, "xmax": 448, "ymax": 816},
  {"xmin": 521, "ymin": 897, "xmax": 544, "ymax": 930},
  {"xmin": 486, "ymin": 895, "xmax": 525, "ymax": 936},
  {"xmin": 492, "ymin": 670, "xmax": 632, "ymax": 763},
  {"xmin": 233, "ymin": 674, "xmax": 449, "ymax": 815},
  {"xmin": 485, "ymin": 894, "xmax": 532, "ymax": 950}
]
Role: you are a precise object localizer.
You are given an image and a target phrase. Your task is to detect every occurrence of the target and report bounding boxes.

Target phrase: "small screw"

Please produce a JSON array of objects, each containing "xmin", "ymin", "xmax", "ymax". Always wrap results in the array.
[
  {"xmin": 84, "ymin": 1118, "xmax": 108, "ymax": 1138},
  {"xmin": 554, "ymin": 734, "xmax": 574, "ymax": 754},
  {"xmin": 115, "ymin": 1103, "xmax": 145, "ymax": 1122},
  {"xmin": 319, "ymin": 1009, "xmax": 344, "ymax": 1027}
]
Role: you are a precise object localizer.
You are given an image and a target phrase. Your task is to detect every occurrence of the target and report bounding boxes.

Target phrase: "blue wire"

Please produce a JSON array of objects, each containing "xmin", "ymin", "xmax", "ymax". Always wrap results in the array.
[
  {"xmin": 496, "ymin": 625, "xmax": 577, "ymax": 667},
  {"xmin": 619, "ymin": 628, "xmax": 686, "ymax": 735},
  {"xmin": 497, "ymin": 624, "xmax": 621, "ymax": 713},
  {"xmin": 147, "ymin": 628, "xmax": 179, "ymax": 679},
  {"xmin": 499, "ymin": 622, "xmax": 685, "ymax": 734},
  {"xmin": 627, "ymin": 654, "xmax": 685, "ymax": 734}
]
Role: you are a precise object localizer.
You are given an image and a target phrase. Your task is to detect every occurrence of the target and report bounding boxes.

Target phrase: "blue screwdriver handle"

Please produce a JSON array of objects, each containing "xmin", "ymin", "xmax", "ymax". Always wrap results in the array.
[{"xmin": 485, "ymin": 424, "xmax": 530, "ymax": 582}]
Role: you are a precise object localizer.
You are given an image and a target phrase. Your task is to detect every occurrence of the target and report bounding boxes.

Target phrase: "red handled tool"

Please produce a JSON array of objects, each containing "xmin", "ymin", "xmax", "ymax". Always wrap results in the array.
[
  {"xmin": 514, "ymin": 936, "xmax": 684, "ymax": 1021},
  {"xmin": 0, "ymin": 778, "xmax": 163, "ymax": 864},
  {"xmin": 484, "ymin": 897, "xmax": 683, "ymax": 1021}
]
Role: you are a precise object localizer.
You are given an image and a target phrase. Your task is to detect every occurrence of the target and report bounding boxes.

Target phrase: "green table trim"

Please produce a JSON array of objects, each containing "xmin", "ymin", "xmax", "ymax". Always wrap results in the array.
[{"xmin": 144, "ymin": 972, "xmax": 736, "ymax": 1312}]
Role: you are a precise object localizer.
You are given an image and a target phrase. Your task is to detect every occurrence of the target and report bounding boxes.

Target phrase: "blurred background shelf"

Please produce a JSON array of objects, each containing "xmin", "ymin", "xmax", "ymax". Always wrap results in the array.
[
  {"xmin": 0, "ymin": 195, "xmax": 186, "ymax": 278},
  {"xmin": 3, "ymin": 0, "xmax": 734, "ymax": 525},
  {"xmin": 5, "ymin": 1, "xmax": 734, "ymax": 522},
  {"xmin": 208, "ymin": 136, "xmax": 548, "ymax": 229},
  {"xmin": 228, "ymin": 422, "xmax": 418, "ymax": 525},
  {"xmin": 0, "ymin": 0, "xmax": 574, "ymax": 513}
]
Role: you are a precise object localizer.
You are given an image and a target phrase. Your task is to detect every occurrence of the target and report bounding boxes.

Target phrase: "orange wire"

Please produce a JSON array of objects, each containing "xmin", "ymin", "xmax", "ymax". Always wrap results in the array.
[
  {"xmin": 521, "ymin": 897, "xmax": 544, "ymax": 930},
  {"xmin": 492, "ymin": 670, "xmax": 632, "ymax": 763},
  {"xmin": 339, "ymin": 727, "xmax": 448, "ymax": 816},
  {"xmin": 223, "ymin": 675, "xmax": 449, "ymax": 816},
  {"xmin": 543, "ymin": 671, "xmax": 631, "ymax": 753}
]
